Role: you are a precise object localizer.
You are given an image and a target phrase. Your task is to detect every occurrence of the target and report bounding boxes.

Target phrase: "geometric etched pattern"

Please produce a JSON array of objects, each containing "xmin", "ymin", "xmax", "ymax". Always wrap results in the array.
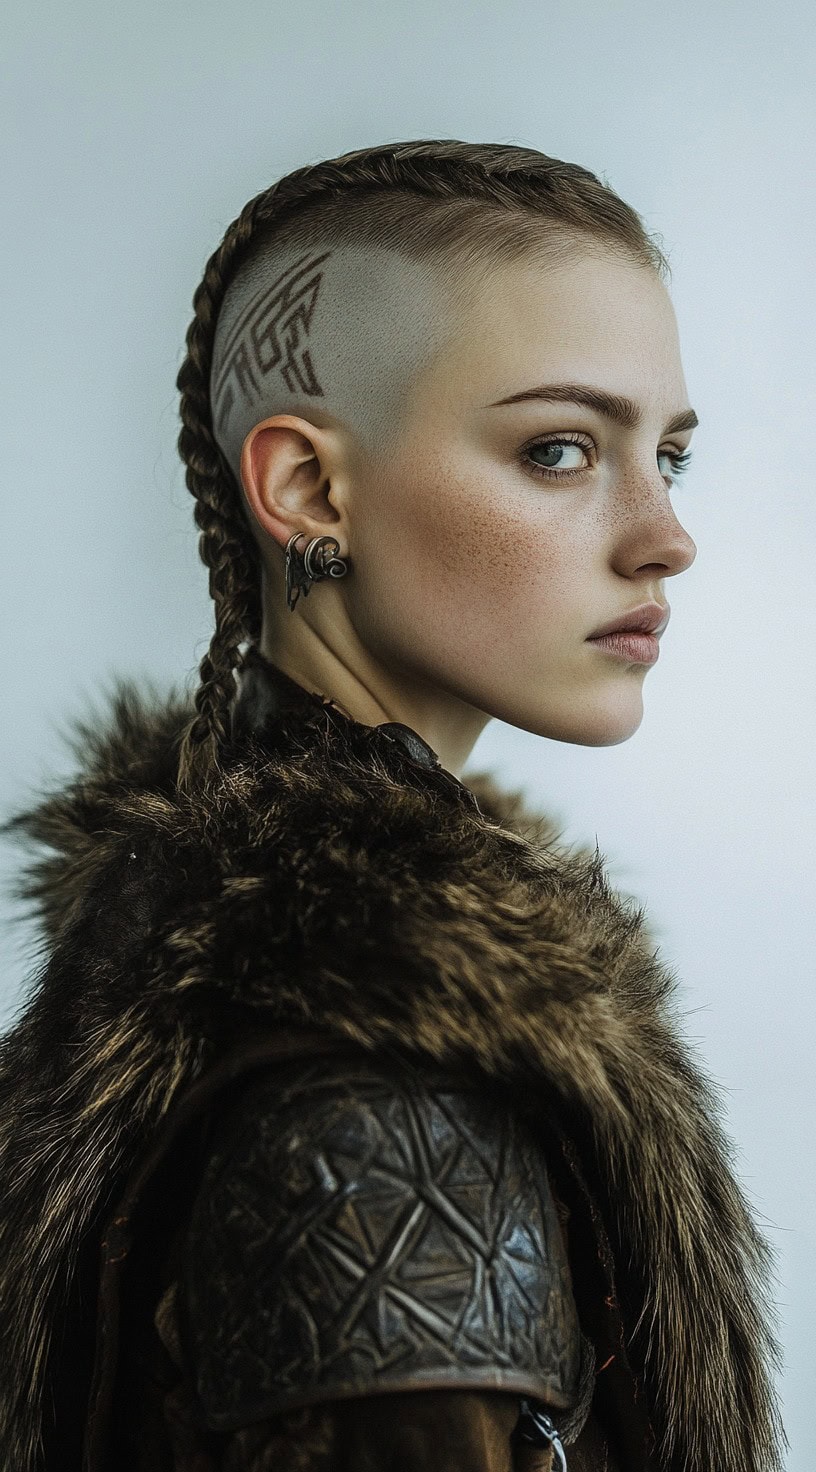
[
  {"xmin": 180, "ymin": 1056, "xmax": 581, "ymax": 1432},
  {"xmin": 212, "ymin": 249, "xmax": 331, "ymax": 445}
]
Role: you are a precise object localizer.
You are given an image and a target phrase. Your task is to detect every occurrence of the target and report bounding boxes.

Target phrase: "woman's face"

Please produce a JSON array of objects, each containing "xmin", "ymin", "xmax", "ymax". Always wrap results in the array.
[{"xmin": 343, "ymin": 247, "xmax": 698, "ymax": 748}]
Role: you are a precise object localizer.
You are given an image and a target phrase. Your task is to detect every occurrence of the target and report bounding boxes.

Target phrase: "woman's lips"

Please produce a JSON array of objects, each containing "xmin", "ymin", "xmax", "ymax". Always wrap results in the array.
[{"xmin": 586, "ymin": 631, "xmax": 660, "ymax": 664}]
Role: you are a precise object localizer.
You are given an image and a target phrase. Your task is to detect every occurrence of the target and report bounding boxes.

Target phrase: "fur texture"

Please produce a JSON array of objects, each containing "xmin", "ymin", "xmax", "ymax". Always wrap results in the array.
[{"xmin": 0, "ymin": 672, "xmax": 784, "ymax": 1471}]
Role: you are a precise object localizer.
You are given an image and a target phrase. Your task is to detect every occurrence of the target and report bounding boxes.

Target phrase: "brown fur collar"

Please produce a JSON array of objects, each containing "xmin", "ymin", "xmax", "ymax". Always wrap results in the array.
[{"xmin": 0, "ymin": 659, "xmax": 784, "ymax": 1471}]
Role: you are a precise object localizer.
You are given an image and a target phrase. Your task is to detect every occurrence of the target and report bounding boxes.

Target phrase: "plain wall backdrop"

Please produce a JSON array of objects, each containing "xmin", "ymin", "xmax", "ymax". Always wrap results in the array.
[{"xmin": 2, "ymin": 0, "xmax": 814, "ymax": 1462}]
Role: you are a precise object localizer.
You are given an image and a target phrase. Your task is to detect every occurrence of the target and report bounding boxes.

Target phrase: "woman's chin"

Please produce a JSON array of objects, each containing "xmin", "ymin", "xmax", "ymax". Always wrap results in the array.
[
  {"xmin": 521, "ymin": 689, "xmax": 646, "ymax": 747},
  {"xmin": 581, "ymin": 713, "xmax": 645, "ymax": 746}
]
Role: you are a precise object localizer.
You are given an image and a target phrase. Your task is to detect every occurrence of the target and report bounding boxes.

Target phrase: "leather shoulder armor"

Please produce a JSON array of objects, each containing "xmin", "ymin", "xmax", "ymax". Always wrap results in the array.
[{"xmin": 177, "ymin": 1053, "xmax": 582, "ymax": 1432}]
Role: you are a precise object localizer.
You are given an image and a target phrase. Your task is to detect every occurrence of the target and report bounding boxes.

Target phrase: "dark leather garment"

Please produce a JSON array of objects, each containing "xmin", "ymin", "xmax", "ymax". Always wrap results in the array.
[
  {"xmin": 87, "ymin": 1030, "xmax": 617, "ymax": 1472},
  {"xmin": 230, "ymin": 647, "xmax": 444, "ymax": 774},
  {"xmin": 229, "ymin": 646, "xmax": 485, "ymax": 817},
  {"xmin": 177, "ymin": 1054, "xmax": 583, "ymax": 1432}
]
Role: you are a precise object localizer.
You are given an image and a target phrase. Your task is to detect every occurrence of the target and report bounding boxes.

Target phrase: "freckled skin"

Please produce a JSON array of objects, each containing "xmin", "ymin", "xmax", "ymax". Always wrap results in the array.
[{"xmin": 239, "ymin": 248, "xmax": 698, "ymax": 777}]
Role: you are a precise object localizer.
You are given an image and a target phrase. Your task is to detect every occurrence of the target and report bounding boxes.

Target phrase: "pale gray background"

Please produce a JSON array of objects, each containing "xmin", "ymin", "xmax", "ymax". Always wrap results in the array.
[{"xmin": 1, "ymin": 0, "xmax": 813, "ymax": 1463}]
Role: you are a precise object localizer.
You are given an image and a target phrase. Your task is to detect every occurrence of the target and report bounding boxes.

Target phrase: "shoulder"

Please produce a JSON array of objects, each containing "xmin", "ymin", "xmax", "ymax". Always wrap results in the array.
[{"xmin": 177, "ymin": 1052, "xmax": 582, "ymax": 1432}]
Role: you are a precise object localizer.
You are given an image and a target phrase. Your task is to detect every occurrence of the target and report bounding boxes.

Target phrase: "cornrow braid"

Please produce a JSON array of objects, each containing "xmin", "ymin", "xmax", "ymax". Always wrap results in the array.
[{"xmin": 174, "ymin": 139, "xmax": 669, "ymax": 793}]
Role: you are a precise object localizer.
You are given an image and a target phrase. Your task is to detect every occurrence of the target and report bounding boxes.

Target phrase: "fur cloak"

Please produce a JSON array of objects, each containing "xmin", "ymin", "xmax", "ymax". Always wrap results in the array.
[{"xmin": 0, "ymin": 653, "xmax": 784, "ymax": 1472}]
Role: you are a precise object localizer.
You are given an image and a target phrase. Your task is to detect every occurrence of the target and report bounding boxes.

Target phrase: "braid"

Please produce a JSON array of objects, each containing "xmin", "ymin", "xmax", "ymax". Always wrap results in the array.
[
  {"xmin": 174, "ymin": 140, "xmax": 668, "ymax": 793},
  {"xmin": 174, "ymin": 195, "xmax": 279, "ymax": 793}
]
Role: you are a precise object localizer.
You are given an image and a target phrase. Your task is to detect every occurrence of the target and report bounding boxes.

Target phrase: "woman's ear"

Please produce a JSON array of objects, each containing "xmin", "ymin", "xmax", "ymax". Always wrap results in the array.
[{"xmin": 240, "ymin": 415, "xmax": 344, "ymax": 553}]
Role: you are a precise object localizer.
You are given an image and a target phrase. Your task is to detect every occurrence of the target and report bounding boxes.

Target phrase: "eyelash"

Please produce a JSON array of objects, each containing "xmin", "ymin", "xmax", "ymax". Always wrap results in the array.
[{"xmin": 520, "ymin": 431, "xmax": 694, "ymax": 485}]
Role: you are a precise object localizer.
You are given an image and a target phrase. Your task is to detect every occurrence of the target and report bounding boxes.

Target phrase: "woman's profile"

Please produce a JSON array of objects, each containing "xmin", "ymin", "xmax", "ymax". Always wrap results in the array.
[{"xmin": 0, "ymin": 138, "xmax": 784, "ymax": 1471}]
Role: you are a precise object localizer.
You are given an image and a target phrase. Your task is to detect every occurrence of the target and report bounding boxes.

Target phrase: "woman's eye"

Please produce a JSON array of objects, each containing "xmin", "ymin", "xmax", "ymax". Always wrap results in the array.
[
  {"xmin": 522, "ymin": 435, "xmax": 694, "ymax": 485},
  {"xmin": 522, "ymin": 434, "xmax": 592, "ymax": 479},
  {"xmin": 658, "ymin": 447, "xmax": 694, "ymax": 484}
]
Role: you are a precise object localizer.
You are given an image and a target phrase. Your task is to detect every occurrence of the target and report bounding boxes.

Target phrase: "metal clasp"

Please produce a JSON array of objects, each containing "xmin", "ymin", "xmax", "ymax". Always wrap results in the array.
[{"xmin": 514, "ymin": 1399, "xmax": 567, "ymax": 1471}]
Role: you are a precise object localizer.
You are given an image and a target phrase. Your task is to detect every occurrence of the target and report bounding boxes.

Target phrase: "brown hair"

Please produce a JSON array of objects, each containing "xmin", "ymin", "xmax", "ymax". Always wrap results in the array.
[{"xmin": 174, "ymin": 138, "xmax": 670, "ymax": 793}]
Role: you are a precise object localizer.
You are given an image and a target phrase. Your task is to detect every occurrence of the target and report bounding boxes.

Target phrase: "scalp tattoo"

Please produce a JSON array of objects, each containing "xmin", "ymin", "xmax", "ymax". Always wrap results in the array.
[{"xmin": 212, "ymin": 249, "xmax": 331, "ymax": 441}]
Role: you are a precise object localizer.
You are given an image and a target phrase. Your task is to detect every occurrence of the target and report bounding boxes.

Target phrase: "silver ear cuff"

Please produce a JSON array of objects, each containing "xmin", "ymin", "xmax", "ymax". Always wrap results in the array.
[{"xmin": 285, "ymin": 532, "xmax": 349, "ymax": 612}]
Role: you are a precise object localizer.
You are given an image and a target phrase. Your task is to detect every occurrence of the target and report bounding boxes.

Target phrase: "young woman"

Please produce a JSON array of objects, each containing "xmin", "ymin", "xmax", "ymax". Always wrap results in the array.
[{"xmin": 0, "ymin": 138, "xmax": 784, "ymax": 1472}]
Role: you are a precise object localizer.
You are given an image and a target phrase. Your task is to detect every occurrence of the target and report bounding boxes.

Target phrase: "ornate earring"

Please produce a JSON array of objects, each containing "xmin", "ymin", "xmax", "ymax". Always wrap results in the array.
[{"xmin": 285, "ymin": 532, "xmax": 349, "ymax": 612}]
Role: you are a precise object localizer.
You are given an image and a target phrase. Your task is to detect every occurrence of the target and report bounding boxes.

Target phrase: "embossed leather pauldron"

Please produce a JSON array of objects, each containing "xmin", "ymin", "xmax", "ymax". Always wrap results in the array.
[{"xmin": 178, "ymin": 1054, "xmax": 583, "ymax": 1432}]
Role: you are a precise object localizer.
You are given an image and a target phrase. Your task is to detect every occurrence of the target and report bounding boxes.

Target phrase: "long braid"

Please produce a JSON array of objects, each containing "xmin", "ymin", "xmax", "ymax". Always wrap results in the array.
[
  {"xmin": 174, "ymin": 141, "xmax": 668, "ymax": 794},
  {"xmin": 174, "ymin": 195, "xmax": 274, "ymax": 792}
]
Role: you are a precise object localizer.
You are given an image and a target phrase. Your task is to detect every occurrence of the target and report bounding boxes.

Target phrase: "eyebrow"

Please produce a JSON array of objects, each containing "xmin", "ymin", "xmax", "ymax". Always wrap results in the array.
[{"xmin": 486, "ymin": 382, "xmax": 699, "ymax": 435}]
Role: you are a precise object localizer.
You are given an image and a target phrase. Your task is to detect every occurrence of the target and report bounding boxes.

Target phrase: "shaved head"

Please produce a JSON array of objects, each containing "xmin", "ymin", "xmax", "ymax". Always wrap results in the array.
[{"xmin": 211, "ymin": 241, "xmax": 473, "ymax": 486}]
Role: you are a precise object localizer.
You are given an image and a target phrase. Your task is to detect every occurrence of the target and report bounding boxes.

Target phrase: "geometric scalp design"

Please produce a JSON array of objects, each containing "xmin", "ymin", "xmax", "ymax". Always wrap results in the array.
[{"xmin": 212, "ymin": 250, "xmax": 331, "ymax": 444}]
